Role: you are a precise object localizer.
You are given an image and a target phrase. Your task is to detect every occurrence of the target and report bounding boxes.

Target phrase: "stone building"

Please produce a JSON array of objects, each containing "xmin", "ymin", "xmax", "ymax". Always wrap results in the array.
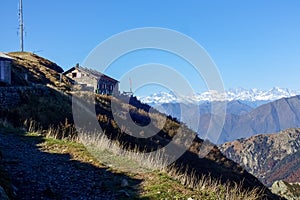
[
  {"xmin": 0, "ymin": 52, "xmax": 13, "ymax": 85},
  {"xmin": 64, "ymin": 64, "xmax": 119, "ymax": 95}
]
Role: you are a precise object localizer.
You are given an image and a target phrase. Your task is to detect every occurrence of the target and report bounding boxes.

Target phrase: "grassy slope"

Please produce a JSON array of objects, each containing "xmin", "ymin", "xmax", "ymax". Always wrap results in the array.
[
  {"xmin": 8, "ymin": 52, "xmax": 72, "ymax": 90},
  {"xmin": 0, "ymin": 124, "xmax": 263, "ymax": 200},
  {"xmin": 38, "ymin": 135, "xmax": 214, "ymax": 199},
  {"xmin": 0, "ymin": 52, "xmax": 283, "ymax": 199}
]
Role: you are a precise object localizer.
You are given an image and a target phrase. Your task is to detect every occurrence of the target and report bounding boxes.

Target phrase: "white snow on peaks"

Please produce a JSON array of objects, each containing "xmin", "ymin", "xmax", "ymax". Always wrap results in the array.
[{"xmin": 138, "ymin": 87, "xmax": 300, "ymax": 104}]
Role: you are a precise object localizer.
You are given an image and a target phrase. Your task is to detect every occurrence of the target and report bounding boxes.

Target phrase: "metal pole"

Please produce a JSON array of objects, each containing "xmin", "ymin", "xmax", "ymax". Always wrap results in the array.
[
  {"xmin": 20, "ymin": 0, "xmax": 24, "ymax": 52},
  {"xmin": 129, "ymin": 77, "xmax": 132, "ymax": 93}
]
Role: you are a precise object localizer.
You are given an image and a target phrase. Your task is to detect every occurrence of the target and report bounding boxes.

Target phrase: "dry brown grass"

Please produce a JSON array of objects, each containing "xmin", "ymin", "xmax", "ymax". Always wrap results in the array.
[
  {"xmin": 8, "ymin": 52, "xmax": 72, "ymax": 90},
  {"xmin": 4, "ymin": 117, "xmax": 265, "ymax": 200},
  {"xmin": 23, "ymin": 119, "xmax": 77, "ymax": 141},
  {"xmin": 77, "ymin": 129, "xmax": 264, "ymax": 200}
]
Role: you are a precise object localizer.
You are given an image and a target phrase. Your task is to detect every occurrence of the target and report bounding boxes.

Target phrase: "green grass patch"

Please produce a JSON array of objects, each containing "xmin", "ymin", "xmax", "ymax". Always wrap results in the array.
[
  {"xmin": 141, "ymin": 172, "xmax": 199, "ymax": 200},
  {"xmin": 86, "ymin": 145, "xmax": 149, "ymax": 173}
]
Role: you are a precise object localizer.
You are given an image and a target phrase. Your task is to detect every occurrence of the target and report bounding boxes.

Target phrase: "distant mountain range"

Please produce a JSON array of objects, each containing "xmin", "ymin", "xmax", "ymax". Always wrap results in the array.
[
  {"xmin": 220, "ymin": 128, "xmax": 300, "ymax": 187},
  {"xmin": 138, "ymin": 87, "xmax": 300, "ymax": 106},
  {"xmin": 138, "ymin": 88, "xmax": 300, "ymax": 144}
]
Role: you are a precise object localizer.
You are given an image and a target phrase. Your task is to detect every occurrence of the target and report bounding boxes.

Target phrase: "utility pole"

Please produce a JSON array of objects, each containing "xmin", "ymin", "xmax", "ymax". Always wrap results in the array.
[{"xmin": 19, "ymin": 0, "xmax": 24, "ymax": 52}]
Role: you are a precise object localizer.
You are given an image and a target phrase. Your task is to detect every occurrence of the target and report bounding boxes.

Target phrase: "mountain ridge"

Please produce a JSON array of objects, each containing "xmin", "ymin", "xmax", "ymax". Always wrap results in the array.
[
  {"xmin": 138, "ymin": 87, "xmax": 300, "ymax": 105},
  {"xmin": 141, "ymin": 93, "xmax": 300, "ymax": 143}
]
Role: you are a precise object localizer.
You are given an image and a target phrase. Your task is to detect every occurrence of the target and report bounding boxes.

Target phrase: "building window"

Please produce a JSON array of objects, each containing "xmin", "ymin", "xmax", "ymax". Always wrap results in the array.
[
  {"xmin": 72, "ymin": 72, "xmax": 77, "ymax": 78},
  {"xmin": 0, "ymin": 61, "xmax": 5, "ymax": 81}
]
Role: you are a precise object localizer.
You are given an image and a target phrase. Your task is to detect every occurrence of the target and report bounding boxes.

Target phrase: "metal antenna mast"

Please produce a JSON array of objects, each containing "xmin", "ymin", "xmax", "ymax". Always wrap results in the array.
[
  {"xmin": 19, "ymin": 0, "xmax": 24, "ymax": 52},
  {"xmin": 129, "ymin": 77, "xmax": 133, "ymax": 93}
]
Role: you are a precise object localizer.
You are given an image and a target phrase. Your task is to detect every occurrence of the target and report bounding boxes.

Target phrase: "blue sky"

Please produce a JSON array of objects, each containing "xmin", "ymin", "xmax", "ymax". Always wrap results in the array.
[{"xmin": 1, "ymin": 1, "xmax": 300, "ymax": 95}]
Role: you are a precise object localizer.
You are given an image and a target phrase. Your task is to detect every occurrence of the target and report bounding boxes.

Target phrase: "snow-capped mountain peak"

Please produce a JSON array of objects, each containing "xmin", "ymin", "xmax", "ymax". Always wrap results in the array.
[{"xmin": 138, "ymin": 87, "xmax": 300, "ymax": 105}]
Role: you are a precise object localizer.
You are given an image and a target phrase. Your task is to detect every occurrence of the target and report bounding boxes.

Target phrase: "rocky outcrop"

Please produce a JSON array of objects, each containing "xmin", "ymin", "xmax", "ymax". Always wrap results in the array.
[
  {"xmin": 220, "ymin": 128, "xmax": 300, "ymax": 186},
  {"xmin": 270, "ymin": 180, "xmax": 300, "ymax": 200}
]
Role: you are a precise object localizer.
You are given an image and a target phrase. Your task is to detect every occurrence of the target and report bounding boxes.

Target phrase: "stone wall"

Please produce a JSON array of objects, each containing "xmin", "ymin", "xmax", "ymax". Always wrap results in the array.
[{"xmin": 0, "ymin": 85, "xmax": 50, "ymax": 108}]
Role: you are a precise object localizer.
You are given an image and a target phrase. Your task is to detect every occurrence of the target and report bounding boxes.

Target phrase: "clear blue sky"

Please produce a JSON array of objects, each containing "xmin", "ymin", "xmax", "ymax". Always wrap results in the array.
[{"xmin": 1, "ymin": 1, "xmax": 300, "ymax": 94}]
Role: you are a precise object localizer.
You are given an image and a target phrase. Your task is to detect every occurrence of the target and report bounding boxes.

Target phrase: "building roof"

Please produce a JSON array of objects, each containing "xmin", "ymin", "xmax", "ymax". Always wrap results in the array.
[
  {"xmin": 63, "ymin": 66, "xmax": 119, "ymax": 83},
  {"xmin": 0, "ymin": 52, "xmax": 13, "ymax": 60}
]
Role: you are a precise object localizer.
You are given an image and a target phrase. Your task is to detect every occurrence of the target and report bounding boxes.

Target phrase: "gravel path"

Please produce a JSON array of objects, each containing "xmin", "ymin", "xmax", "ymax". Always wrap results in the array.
[{"xmin": 0, "ymin": 131, "xmax": 137, "ymax": 200}]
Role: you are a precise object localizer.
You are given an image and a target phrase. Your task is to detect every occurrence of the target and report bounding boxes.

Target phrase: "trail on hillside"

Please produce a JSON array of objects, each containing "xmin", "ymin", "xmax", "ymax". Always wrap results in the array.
[{"xmin": 0, "ymin": 130, "xmax": 140, "ymax": 200}]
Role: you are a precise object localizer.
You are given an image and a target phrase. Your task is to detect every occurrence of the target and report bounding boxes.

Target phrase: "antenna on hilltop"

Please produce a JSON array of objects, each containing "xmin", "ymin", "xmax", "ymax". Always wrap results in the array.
[
  {"xmin": 18, "ymin": 0, "xmax": 24, "ymax": 52},
  {"xmin": 123, "ymin": 78, "xmax": 133, "ymax": 96},
  {"xmin": 129, "ymin": 77, "xmax": 133, "ymax": 93}
]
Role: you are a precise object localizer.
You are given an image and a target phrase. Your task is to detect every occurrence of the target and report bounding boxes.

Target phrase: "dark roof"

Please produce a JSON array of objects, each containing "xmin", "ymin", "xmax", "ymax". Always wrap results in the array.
[{"xmin": 63, "ymin": 66, "xmax": 119, "ymax": 83}]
